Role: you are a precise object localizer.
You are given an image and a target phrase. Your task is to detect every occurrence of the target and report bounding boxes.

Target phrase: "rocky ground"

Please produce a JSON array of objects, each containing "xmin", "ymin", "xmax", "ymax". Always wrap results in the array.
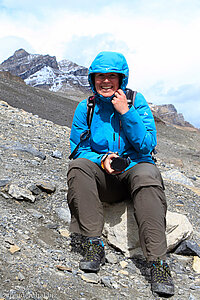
[{"xmin": 0, "ymin": 99, "xmax": 200, "ymax": 300}]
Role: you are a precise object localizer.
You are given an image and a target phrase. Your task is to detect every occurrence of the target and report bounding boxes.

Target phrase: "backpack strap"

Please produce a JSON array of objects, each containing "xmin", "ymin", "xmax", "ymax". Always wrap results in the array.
[
  {"xmin": 68, "ymin": 129, "xmax": 91, "ymax": 159},
  {"xmin": 68, "ymin": 96, "xmax": 95, "ymax": 160},
  {"xmin": 87, "ymin": 95, "xmax": 95, "ymax": 128},
  {"xmin": 125, "ymin": 88, "xmax": 137, "ymax": 106}
]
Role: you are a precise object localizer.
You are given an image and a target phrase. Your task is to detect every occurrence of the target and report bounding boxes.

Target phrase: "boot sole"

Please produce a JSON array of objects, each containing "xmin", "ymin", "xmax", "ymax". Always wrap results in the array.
[
  {"xmin": 151, "ymin": 282, "xmax": 175, "ymax": 296},
  {"xmin": 79, "ymin": 256, "xmax": 105, "ymax": 272}
]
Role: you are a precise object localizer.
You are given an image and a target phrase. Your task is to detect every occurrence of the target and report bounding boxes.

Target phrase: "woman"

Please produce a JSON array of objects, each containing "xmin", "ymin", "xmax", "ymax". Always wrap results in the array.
[{"xmin": 67, "ymin": 51, "xmax": 174, "ymax": 297}]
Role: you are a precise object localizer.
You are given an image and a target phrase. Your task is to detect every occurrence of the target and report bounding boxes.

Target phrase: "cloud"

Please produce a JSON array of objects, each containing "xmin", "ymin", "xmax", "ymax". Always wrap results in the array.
[
  {"xmin": 165, "ymin": 84, "xmax": 200, "ymax": 129},
  {"xmin": 145, "ymin": 82, "xmax": 200, "ymax": 128},
  {"xmin": 0, "ymin": 36, "xmax": 34, "ymax": 62},
  {"xmin": 63, "ymin": 34, "xmax": 130, "ymax": 67},
  {"xmin": 0, "ymin": 0, "xmax": 121, "ymax": 15}
]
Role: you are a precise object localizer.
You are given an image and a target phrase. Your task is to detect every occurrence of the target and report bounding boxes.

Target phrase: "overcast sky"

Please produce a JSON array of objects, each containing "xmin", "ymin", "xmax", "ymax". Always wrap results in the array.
[{"xmin": 0, "ymin": 0, "xmax": 200, "ymax": 128}]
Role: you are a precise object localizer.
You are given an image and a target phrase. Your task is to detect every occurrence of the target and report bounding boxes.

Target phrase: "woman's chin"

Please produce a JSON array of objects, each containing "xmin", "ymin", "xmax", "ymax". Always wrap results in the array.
[{"xmin": 99, "ymin": 91, "xmax": 114, "ymax": 97}]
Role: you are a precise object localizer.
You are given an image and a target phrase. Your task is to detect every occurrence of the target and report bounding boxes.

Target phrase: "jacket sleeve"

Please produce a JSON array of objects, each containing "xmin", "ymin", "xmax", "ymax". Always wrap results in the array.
[
  {"xmin": 119, "ymin": 92, "xmax": 157, "ymax": 154},
  {"xmin": 69, "ymin": 100, "xmax": 103, "ymax": 165}
]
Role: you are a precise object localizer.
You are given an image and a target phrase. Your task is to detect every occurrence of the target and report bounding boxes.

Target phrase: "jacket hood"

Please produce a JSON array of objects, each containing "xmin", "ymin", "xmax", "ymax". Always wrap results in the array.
[{"xmin": 88, "ymin": 51, "xmax": 129, "ymax": 98}]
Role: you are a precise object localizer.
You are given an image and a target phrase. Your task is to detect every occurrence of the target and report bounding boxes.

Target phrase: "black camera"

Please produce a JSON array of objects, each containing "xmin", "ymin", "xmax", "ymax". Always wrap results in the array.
[{"xmin": 110, "ymin": 156, "xmax": 131, "ymax": 172}]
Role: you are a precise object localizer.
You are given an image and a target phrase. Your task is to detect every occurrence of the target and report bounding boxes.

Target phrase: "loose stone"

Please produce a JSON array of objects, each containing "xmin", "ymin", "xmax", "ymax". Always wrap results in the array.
[{"xmin": 81, "ymin": 273, "xmax": 99, "ymax": 284}]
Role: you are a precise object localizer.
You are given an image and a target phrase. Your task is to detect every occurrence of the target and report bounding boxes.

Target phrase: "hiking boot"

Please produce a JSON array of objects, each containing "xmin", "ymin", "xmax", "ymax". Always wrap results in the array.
[
  {"xmin": 150, "ymin": 258, "xmax": 175, "ymax": 297},
  {"xmin": 79, "ymin": 237, "xmax": 105, "ymax": 272}
]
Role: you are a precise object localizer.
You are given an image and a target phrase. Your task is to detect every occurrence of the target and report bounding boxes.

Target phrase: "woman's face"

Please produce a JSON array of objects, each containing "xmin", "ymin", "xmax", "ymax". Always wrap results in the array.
[{"xmin": 94, "ymin": 72, "xmax": 120, "ymax": 97}]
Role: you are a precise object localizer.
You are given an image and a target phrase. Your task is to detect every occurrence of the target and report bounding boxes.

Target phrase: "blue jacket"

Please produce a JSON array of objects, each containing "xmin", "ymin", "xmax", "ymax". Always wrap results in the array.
[{"xmin": 70, "ymin": 51, "xmax": 157, "ymax": 170}]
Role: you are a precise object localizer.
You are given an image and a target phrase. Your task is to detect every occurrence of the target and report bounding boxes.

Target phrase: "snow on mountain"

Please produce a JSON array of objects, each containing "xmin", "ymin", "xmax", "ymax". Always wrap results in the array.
[
  {"xmin": 24, "ymin": 63, "xmax": 89, "ymax": 92},
  {"xmin": 25, "ymin": 66, "xmax": 57, "ymax": 87},
  {"xmin": 0, "ymin": 49, "xmax": 90, "ymax": 93}
]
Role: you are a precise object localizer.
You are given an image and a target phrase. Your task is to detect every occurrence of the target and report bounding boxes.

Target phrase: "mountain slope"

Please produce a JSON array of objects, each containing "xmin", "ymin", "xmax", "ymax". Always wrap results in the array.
[
  {"xmin": 0, "ymin": 72, "xmax": 81, "ymax": 127},
  {"xmin": 0, "ymin": 96, "xmax": 200, "ymax": 300}
]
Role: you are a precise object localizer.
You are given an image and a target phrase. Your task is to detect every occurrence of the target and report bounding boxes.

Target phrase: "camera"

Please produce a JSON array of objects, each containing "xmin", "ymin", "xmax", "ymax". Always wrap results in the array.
[{"xmin": 110, "ymin": 156, "xmax": 131, "ymax": 172}]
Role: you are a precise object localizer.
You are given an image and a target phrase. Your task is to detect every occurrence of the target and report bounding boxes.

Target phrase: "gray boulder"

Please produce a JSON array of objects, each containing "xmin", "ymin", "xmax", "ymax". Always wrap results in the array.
[{"xmin": 103, "ymin": 202, "xmax": 193, "ymax": 257}]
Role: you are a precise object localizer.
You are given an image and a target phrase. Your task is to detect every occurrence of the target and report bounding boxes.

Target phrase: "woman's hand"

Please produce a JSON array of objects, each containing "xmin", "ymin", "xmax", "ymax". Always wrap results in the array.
[
  {"xmin": 112, "ymin": 89, "xmax": 129, "ymax": 115},
  {"xmin": 102, "ymin": 153, "xmax": 121, "ymax": 175}
]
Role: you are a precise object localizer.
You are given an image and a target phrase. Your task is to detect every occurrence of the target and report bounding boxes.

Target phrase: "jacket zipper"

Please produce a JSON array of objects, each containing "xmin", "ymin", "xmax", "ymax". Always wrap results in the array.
[
  {"xmin": 113, "ymin": 113, "xmax": 121, "ymax": 152},
  {"xmin": 118, "ymin": 120, "xmax": 121, "ymax": 149}
]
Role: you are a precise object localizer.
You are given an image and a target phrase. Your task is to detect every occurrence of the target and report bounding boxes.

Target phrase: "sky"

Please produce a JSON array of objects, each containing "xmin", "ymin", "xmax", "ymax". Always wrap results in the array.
[{"xmin": 0, "ymin": 0, "xmax": 200, "ymax": 128}]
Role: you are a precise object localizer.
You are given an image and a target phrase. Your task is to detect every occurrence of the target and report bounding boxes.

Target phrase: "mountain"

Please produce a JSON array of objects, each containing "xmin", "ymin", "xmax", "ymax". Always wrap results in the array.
[
  {"xmin": 149, "ymin": 103, "xmax": 195, "ymax": 128},
  {"xmin": 0, "ymin": 49, "xmax": 90, "ymax": 96},
  {"xmin": 0, "ymin": 49, "xmax": 197, "ymax": 129}
]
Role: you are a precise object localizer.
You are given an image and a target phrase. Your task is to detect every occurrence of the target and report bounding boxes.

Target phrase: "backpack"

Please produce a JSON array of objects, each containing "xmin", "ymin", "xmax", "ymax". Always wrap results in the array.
[{"xmin": 69, "ymin": 88, "xmax": 137, "ymax": 159}]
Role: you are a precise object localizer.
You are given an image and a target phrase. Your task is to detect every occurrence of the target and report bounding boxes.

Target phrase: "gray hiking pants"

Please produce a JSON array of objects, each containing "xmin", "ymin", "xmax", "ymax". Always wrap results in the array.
[{"xmin": 67, "ymin": 158, "xmax": 167, "ymax": 261}]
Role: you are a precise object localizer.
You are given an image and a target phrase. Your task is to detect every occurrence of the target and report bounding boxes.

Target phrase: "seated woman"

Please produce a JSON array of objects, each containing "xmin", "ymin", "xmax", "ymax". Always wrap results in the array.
[{"xmin": 67, "ymin": 51, "xmax": 174, "ymax": 297}]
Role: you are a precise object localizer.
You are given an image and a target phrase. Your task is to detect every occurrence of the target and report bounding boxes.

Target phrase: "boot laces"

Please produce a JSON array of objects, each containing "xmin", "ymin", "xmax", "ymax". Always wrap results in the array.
[
  {"xmin": 151, "ymin": 258, "xmax": 172, "ymax": 284},
  {"xmin": 83, "ymin": 239, "xmax": 104, "ymax": 262}
]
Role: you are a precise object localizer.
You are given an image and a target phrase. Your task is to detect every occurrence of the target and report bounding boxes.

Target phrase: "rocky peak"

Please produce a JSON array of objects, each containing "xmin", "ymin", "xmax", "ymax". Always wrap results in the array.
[
  {"xmin": 0, "ymin": 49, "xmax": 90, "ymax": 92},
  {"xmin": 0, "ymin": 48, "xmax": 59, "ymax": 80},
  {"xmin": 13, "ymin": 48, "xmax": 29, "ymax": 59},
  {"xmin": 149, "ymin": 103, "xmax": 194, "ymax": 128},
  {"xmin": 58, "ymin": 59, "xmax": 88, "ymax": 75}
]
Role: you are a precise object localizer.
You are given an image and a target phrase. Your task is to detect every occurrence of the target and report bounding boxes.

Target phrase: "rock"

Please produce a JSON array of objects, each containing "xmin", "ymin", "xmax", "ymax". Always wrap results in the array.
[
  {"xmin": 56, "ymin": 265, "xmax": 73, "ymax": 272},
  {"xmin": 103, "ymin": 202, "xmax": 193, "ymax": 257},
  {"xmin": 189, "ymin": 295, "xmax": 197, "ymax": 300},
  {"xmin": 55, "ymin": 207, "xmax": 71, "ymax": 223},
  {"xmin": 81, "ymin": 273, "xmax": 99, "ymax": 284},
  {"xmin": 118, "ymin": 270, "xmax": 129, "ymax": 276},
  {"xmin": 18, "ymin": 272, "xmax": 25, "ymax": 281},
  {"xmin": 26, "ymin": 183, "xmax": 42, "ymax": 195},
  {"xmin": 161, "ymin": 169, "xmax": 194, "ymax": 186},
  {"xmin": 5, "ymin": 238, "xmax": 15, "ymax": 245},
  {"xmin": 27, "ymin": 208, "xmax": 43, "ymax": 219},
  {"xmin": 170, "ymin": 253, "xmax": 192, "ymax": 265},
  {"xmin": 0, "ymin": 179, "xmax": 10, "ymax": 187},
  {"xmin": 103, "ymin": 202, "xmax": 141, "ymax": 257},
  {"xmin": 120, "ymin": 261, "xmax": 128, "ymax": 269},
  {"xmin": 9, "ymin": 245, "xmax": 20, "ymax": 254},
  {"xmin": 0, "ymin": 141, "xmax": 46, "ymax": 160},
  {"xmin": 46, "ymin": 223, "xmax": 59, "ymax": 229},
  {"xmin": 106, "ymin": 253, "xmax": 118, "ymax": 264},
  {"xmin": 193, "ymin": 256, "xmax": 200, "ymax": 273},
  {"xmin": 166, "ymin": 212, "xmax": 193, "ymax": 251},
  {"xmin": 51, "ymin": 150, "xmax": 62, "ymax": 159},
  {"xmin": 174, "ymin": 240, "xmax": 200, "ymax": 257},
  {"xmin": 101, "ymin": 276, "xmax": 113, "ymax": 288},
  {"xmin": 35, "ymin": 181, "xmax": 56, "ymax": 193},
  {"xmin": 8, "ymin": 184, "xmax": 35, "ymax": 202},
  {"xmin": 58, "ymin": 228, "xmax": 70, "ymax": 238},
  {"xmin": 0, "ymin": 192, "xmax": 10, "ymax": 199}
]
